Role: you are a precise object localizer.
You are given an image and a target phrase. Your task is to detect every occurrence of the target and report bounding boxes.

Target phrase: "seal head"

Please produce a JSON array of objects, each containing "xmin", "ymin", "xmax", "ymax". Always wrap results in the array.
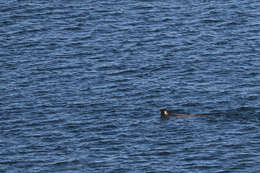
[{"xmin": 160, "ymin": 109, "xmax": 170, "ymax": 117}]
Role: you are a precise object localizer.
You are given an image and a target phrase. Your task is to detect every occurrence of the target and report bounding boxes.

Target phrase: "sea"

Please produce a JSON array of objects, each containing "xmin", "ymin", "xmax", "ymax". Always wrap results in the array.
[{"xmin": 0, "ymin": 0, "xmax": 260, "ymax": 172}]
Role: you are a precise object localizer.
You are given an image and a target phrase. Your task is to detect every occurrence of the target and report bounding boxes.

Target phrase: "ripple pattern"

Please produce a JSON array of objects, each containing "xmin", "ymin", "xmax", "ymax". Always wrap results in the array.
[{"xmin": 0, "ymin": 0, "xmax": 260, "ymax": 172}]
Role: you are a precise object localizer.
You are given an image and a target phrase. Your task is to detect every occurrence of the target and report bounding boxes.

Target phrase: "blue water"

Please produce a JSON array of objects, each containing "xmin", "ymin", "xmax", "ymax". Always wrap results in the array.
[{"xmin": 0, "ymin": 0, "xmax": 260, "ymax": 172}]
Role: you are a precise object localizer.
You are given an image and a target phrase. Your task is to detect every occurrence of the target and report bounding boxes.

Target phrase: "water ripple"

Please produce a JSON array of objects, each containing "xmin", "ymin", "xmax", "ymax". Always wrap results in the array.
[{"xmin": 1, "ymin": 0, "xmax": 260, "ymax": 172}]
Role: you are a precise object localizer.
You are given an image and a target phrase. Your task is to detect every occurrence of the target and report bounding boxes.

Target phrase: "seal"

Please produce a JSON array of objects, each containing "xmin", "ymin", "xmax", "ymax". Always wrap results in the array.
[{"xmin": 160, "ymin": 109, "xmax": 198, "ymax": 118}]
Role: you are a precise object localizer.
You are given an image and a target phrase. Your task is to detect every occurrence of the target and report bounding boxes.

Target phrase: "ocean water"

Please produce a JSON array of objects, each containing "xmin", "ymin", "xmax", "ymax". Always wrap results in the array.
[{"xmin": 0, "ymin": 0, "xmax": 260, "ymax": 172}]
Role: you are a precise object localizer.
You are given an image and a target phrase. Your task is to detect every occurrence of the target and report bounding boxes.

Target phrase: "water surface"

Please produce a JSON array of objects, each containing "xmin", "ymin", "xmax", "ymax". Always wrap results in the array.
[{"xmin": 0, "ymin": 0, "xmax": 260, "ymax": 172}]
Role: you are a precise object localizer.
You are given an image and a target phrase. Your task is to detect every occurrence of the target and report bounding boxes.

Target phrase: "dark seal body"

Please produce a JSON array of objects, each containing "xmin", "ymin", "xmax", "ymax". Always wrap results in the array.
[{"xmin": 160, "ymin": 109, "xmax": 198, "ymax": 118}]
